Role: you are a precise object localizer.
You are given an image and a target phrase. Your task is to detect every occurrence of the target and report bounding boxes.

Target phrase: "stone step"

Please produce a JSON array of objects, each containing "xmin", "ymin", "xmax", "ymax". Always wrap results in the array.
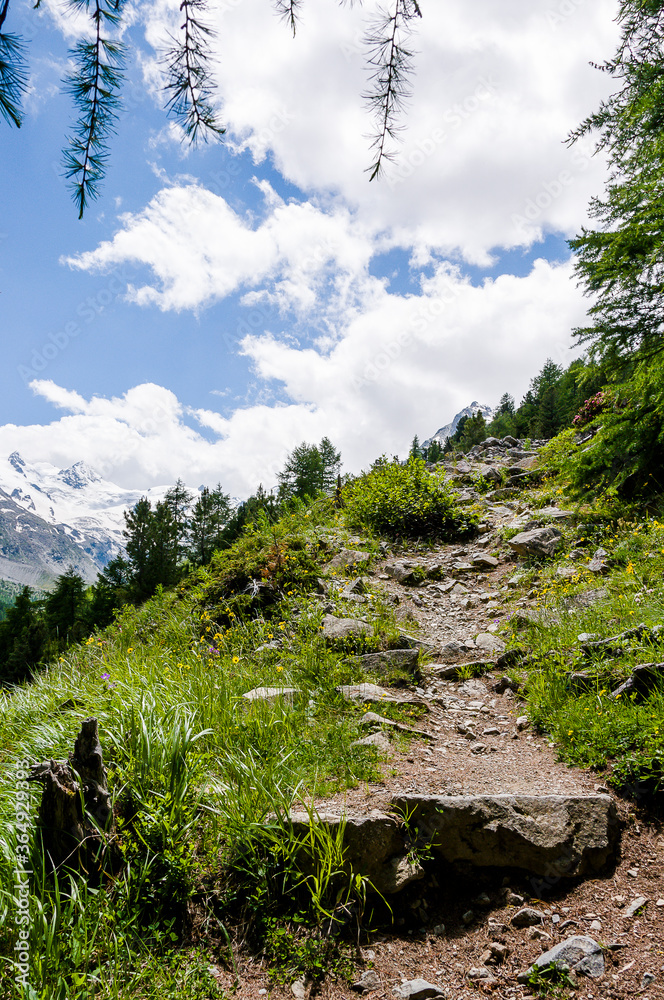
[{"xmin": 289, "ymin": 793, "xmax": 620, "ymax": 897}]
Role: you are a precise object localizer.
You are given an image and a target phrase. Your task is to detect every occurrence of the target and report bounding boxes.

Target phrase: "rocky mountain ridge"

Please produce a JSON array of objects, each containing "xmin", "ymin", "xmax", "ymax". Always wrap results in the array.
[
  {"xmin": 423, "ymin": 401, "xmax": 495, "ymax": 449},
  {"xmin": 0, "ymin": 452, "xmax": 173, "ymax": 587}
]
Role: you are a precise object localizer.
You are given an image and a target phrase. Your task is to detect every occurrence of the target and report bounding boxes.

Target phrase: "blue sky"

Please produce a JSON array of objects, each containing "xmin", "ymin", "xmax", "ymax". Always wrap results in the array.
[{"xmin": 0, "ymin": 0, "xmax": 620, "ymax": 495}]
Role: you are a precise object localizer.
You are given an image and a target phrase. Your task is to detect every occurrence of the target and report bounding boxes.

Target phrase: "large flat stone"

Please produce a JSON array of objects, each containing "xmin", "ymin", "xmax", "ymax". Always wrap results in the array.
[
  {"xmin": 392, "ymin": 794, "xmax": 620, "ymax": 877},
  {"xmin": 508, "ymin": 527, "xmax": 563, "ymax": 559}
]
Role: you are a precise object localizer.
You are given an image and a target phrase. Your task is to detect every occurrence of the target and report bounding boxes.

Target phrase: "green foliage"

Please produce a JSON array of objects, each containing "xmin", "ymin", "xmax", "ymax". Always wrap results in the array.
[
  {"xmin": 62, "ymin": 0, "xmax": 128, "ymax": 217},
  {"xmin": 278, "ymin": 437, "xmax": 341, "ymax": 502},
  {"xmin": 342, "ymin": 456, "xmax": 478, "ymax": 540},
  {"xmin": 568, "ymin": 1, "xmax": 664, "ymax": 367},
  {"xmin": 0, "ymin": 30, "xmax": 27, "ymax": 128}
]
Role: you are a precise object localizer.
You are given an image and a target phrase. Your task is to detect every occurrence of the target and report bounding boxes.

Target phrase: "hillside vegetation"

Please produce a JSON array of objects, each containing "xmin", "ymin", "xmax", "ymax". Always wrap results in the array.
[{"xmin": 1, "ymin": 446, "xmax": 663, "ymax": 997}]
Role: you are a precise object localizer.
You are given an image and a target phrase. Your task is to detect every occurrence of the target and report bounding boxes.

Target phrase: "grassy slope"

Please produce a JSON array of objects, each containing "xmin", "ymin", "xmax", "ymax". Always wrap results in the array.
[
  {"xmin": 0, "ymin": 500, "xmax": 417, "ymax": 998},
  {"xmin": 1, "ymin": 467, "xmax": 664, "ymax": 997}
]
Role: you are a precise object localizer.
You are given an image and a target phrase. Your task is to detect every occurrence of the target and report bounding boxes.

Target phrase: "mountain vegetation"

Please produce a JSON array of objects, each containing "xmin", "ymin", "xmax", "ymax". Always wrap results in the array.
[{"xmin": 3, "ymin": 3, "xmax": 664, "ymax": 995}]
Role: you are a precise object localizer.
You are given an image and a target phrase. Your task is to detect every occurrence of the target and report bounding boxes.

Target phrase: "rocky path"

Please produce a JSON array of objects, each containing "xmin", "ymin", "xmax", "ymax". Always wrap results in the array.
[{"xmin": 221, "ymin": 457, "xmax": 664, "ymax": 1000}]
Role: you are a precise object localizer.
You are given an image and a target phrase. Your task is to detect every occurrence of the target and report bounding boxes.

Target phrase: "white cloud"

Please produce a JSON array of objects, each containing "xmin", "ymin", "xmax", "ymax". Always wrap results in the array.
[
  {"xmin": 64, "ymin": 182, "xmax": 377, "ymax": 316},
  {"xmin": 0, "ymin": 258, "xmax": 590, "ymax": 495}
]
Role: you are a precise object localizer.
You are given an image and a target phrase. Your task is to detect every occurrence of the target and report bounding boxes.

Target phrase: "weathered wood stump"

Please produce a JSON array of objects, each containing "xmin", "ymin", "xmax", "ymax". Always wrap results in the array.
[{"xmin": 28, "ymin": 717, "xmax": 117, "ymax": 883}]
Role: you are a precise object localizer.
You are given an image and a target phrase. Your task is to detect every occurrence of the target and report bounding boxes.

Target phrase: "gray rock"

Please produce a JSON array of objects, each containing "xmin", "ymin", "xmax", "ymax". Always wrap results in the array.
[
  {"xmin": 384, "ymin": 560, "xmax": 425, "ymax": 584},
  {"xmin": 393, "ymin": 980, "xmax": 443, "ymax": 1000},
  {"xmin": 475, "ymin": 632, "xmax": 506, "ymax": 654},
  {"xmin": 352, "ymin": 733, "xmax": 392, "ymax": 753},
  {"xmin": 624, "ymin": 896, "xmax": 648, "ymax": 918},
  {"xmin": 472, "ymin": 554, "xmax": 499, "ymax": 569},
  {"xmin": 437, "ymin": 640, "xmax": 465, "ymax": 662},
  {"xmin": 321, "ymin": 614, "xmax": 372, "ymax": 642},
  {"xmin": 511, "ymin": 907, "xmax": 544, "ymax": 928},
  {"xmin": 242, "ymin": 686, "xmax": 301, "ymax": 704},
  {"xmin": 352, "ymin": 969, "xmax": 381, "ymax": 992},
  {"xmin": 353, "ymin": 648, "xmax": 420, "ymax": 674},
  {"xmin": 518, "ymin": 936, "xmax": 604, "ymax": 982},
  {"xmin": 337, "ymin": 683, "xmax": 424, "ymax": 707},
  {"xmin": 611, "ymin": 663, "xmax": 664, "ymax": 702},
  {"xmin": 326, "ymin": 548, "xmax": 371, "ymax": 571},
  {"xmin": 587, "ymin": 547, "xmax": 610, "ymax": 573},
  {"xmin": 642, "ymin": 972, "xmax": 656, "ymax": 988},
  {"xmin": 289, "ymin": 810, "xmax": 404, "ymax": 897},
  {"xmin": 337, "ymin": 683, "xmax": 400, "ymax": 704},
  {"xmin": 341, "ymin": 576, "xmax": 370, "ymax": 597},
  {"xmin": 392, "ymin": 794, "xmax": 620, "ymax": 877},
  {"xmin": 508, "ymin": 526, "xmax": 563, "ymax": 559}
]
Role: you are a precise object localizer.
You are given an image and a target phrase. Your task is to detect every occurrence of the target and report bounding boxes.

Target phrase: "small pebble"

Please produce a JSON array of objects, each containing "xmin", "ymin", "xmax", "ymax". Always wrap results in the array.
[
  {"xmin": 642, "ymin": 972, "xmax": 656, "ymax": 987},
  {"xmin": 590, "ymin": 920, "xmax": 602, "ymax": 931},
  {"xmin": 551, "ymin": 914, "xmax": 560, "ymax": 924},
  {"xmin": 627, "ymin": 868, "xmax": 639, "ymax": 878},
  {"xmin": 462, "ymin": 910, "xmax": 474, "ymax": 924}
]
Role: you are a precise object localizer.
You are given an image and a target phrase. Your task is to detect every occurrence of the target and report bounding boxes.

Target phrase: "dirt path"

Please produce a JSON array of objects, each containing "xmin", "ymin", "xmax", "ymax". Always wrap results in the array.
[{"xmin": 215, "ymin": 503, "xmax": 664, "ymax": 1000}]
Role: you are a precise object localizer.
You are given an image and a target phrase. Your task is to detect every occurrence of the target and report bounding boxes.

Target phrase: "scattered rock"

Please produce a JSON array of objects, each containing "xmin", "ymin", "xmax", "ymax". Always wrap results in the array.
[
  {"xmin": 493, "ymin": 675, "xmax": 522, "ymax": 694},
  {"xmin": 352, "ymin": 733, "xmax": 392, "ymax": 753},
  {"xmin": 352, "ymin": 648, "xmax": 420, "ymax": 675},
  {"xmin": 511, "ymin": 907, "xmax": 544, "ymax": 928},
  {"xmin": 291, "ymin": 977, "xmax": 308, "ymax": 999},
  {"xmin": 475, "ymin": 632, "xmax": 506, "ymax": 654},
  {"xmin": 528, "ymin": 927, "xmax": 551, "ymax": 942},
  {"xmin": 518, "ymin": 936, "xmax": 604, "ymax": 983},
  {"xmin": 611, "ymin": 662, "xmax": 664, "ymax": 701},
  {"xmin": 624, "ymin": 896, "xmax": 648, "ymax": 918},
  {"xmin": 321, "ymin": 615, "xmax": 372, "ymax": 643},
  {"xmin": 392, "ymin": 980, "xmax": 444, "ymax": 999},
  {"xmin": 516, "ymin": 715, "xmax": 529, "ymax": 731},
  {"xmin": 352, "ymin": 970, "xmax": 381, "ymax": 993},
  {"xmin": 472, "ymin": 554, "xmax": 499, "ymax": 569},
  {"xmin": 337, "ymin": 683, "xmax": 423, "ymax": 707},
  {"xmin": 326, "ymin": 549, "xmax": 372, "ymax": 572},
  {"xmin": 359, "ymin": 711, "xmax": 434, "ymax": 739},
  {"xmin": 384, "ymin": 560, "xmax": 426, "ymax": 585},
  {"xmin": 242, "ymin": 686, "xmax": 301, "ymax": 704},
  {"xmin": 587, "ymin": 548, "xmax": 610, "ymax": 574},
  {"xmin": 508, "ymin": 526, "xmax": 563, "ymax": 559},
  {"xmin": 642, "ymin": 972, "xmax": 656, "ymax": 988}
]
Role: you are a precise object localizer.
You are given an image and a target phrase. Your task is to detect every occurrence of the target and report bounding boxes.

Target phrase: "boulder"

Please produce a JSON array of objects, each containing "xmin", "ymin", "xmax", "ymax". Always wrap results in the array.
[
  {"xmin": 289, "ymin": 811, "xmax": 407, "ymax": 897},
  {"xmin": 393, "ymin": 980, "xmax": 443, "ymax": 1000},
  {"xmin": 508, "ymin": 527, "xmax": 563, "ymax": 559},
  {"xmin": 326, "ymin": 548, "xmax": 371, "ymax": 572},
  {"xmin": 472, "ymin": 554, "xmax": 499, "ymax": 569},
  {"xmin": 321, "ymin": 614, "xmax": 372, "ymax": 643},
  {"xmin": 518, "ymin": 936, "xmax": 604, "ymax": 982},
  {"xmin": 475, "ymin": 632, "xmax": 506, "ymax": 654},
  {"xmin": 352, "ymin": 648, "xmax": 420, "ymax": 675},
  {"xmin": 391, "ymin": 794, "xmax": 620, "ymax": 877},
  {"xmin": 384, "ymin": 560, "xmax": 427, "ymax": 584}
]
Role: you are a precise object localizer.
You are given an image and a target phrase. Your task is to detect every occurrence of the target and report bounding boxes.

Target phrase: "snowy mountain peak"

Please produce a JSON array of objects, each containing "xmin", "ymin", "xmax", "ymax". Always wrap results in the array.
[
  {"xmin": 57, "ymin": 461, "xmax": 102, "ymax": 490},
  {"xmin": 423, "ymin": 401, "xmax": 495, "ymax": 448},
  {"xmin": 9, "ymin": 451, "xmax": 26, "ymax": 474}
]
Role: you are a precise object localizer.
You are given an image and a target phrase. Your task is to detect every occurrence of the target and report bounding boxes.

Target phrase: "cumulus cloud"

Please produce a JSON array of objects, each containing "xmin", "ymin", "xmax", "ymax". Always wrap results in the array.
[
  {"xmin": 0, "ymin": 257, "xmax": 589, "ymax": 495},
  {"xmin": 64, "ymin": 182, "xmax": 376, "ymax": 317}
]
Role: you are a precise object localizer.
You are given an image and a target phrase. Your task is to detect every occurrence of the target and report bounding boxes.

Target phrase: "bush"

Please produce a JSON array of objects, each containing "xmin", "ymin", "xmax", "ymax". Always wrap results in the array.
[{"xmin": 342, "ymin": 457, "xmax": 478, "ymax": 540}]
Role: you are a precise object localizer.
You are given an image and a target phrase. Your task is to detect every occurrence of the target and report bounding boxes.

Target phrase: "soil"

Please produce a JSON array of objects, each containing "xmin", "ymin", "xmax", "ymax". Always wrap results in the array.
[{"xmin": 209, "ymin": 508, "xmax": 664, "ymax": 1000}]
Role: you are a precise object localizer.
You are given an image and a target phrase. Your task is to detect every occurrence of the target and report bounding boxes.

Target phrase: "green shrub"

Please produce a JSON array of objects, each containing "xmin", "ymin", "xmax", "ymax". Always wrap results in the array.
[{"xmin": 342, "ymin": 457, "xmax": 478, "ymax": 540}]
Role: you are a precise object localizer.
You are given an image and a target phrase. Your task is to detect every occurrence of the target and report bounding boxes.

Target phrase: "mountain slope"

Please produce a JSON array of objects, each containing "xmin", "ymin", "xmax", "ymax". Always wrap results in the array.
[
  {"xmin": 0, "ymin": 452, "xmax": 174, "ymax": 587},
  {"xmin": 423, "ymin": 401, "xmax": 495, "ymax": 447}
]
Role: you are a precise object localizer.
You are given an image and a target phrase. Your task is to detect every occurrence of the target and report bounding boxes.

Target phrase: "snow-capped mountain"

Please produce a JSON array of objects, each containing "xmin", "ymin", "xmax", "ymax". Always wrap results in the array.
[
  {"xmin": 0, "ymin": 452, "xmax": 173, "ymax": 587},
  {"xmin": 423, "ymin": 401, "xmax": 496, "ymax": 448}
]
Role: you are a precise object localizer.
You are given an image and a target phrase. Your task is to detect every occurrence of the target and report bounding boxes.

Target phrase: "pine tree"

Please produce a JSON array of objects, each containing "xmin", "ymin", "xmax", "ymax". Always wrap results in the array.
[
  {"xmin": 44, "ymin": 567, "xmax": 87, "ymax": 649},
  {"xmin": 409, "ymin": 435, "xmax": 422, "ymax": 460},
  {"xmin": 123, "ymin": 497, "xmax": 156, "ymax": 601},
  {"xmin": 318, "ymin": 437, "xmax": 342, "ymax": 492},
  {"xmin": 189, "ymin": 484, "xmax": 232, "ymax": 564},
  {"xmin": 0, "ymin": 587, "xmax": 48, "ymax": 685},
  {"xmin": 164, "ymin": 478, "xmax": 194, "ymax": 561}
]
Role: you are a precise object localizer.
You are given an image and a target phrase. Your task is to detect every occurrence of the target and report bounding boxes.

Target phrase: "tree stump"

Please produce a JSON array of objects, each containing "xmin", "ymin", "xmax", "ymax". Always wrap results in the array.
[{"xmin": 28, "ymin": 717, "xmax": 118, "ymax": 884}]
